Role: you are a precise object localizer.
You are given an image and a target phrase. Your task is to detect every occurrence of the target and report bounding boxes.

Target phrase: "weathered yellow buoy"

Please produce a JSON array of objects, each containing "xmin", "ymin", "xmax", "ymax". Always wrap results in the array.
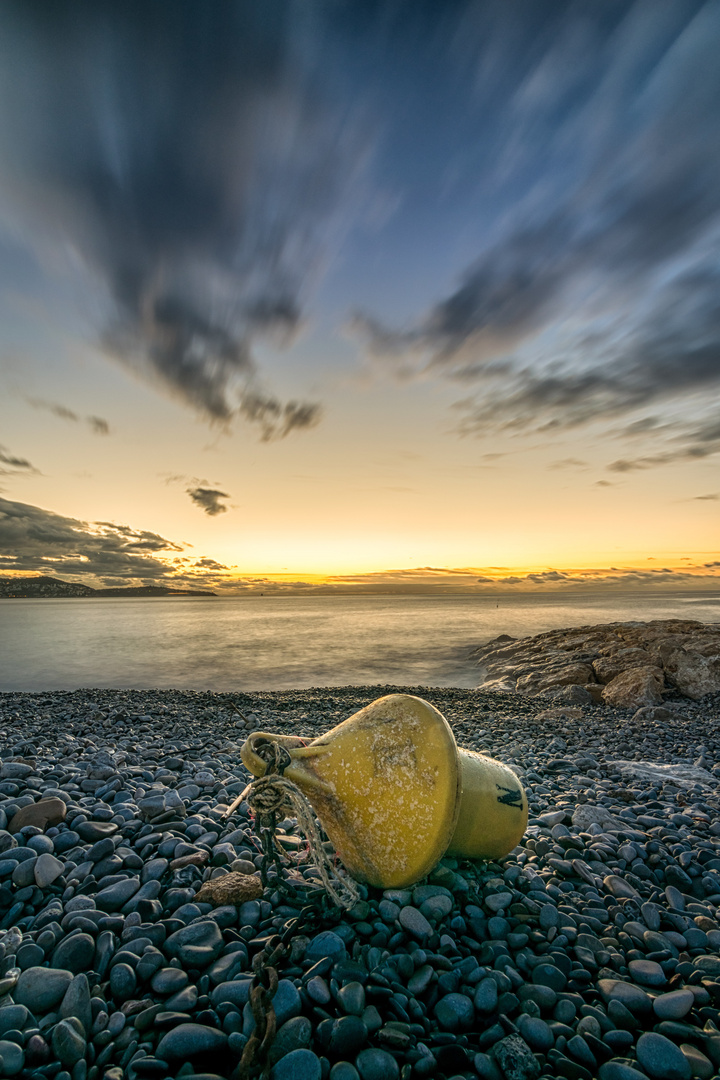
[{"xmin": 240, "ymin": 693, "xmax": 527, "ymax": 889}]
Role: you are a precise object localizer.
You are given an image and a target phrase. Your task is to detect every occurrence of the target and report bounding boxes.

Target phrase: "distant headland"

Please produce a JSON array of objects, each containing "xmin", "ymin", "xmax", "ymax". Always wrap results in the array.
[{"xmin": 0, "ymin": 575, "xmax": 216, "ymax": 598}]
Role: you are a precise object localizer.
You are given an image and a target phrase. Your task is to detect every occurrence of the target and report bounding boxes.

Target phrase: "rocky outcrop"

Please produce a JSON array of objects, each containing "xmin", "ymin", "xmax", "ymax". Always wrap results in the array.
[
  {"xmin": 473, "ymin": 619, "xmax": 720, "ymax": 707},
  {"xmin": 601, "ymin": 665, "xmax": 665, "ymax": 708}
]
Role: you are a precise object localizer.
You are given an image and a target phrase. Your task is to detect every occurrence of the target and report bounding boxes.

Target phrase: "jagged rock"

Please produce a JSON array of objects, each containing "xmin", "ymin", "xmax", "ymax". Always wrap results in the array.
[
  {"xmin": 473, "ymin": 619, "xmax": 720, "ymax": 703},
  {"xmin": 535, "ymin": 663, "xmax": 595, "ymax": 691},
  {"xmin": 195, "ymin": 871, "xmax": 263, "ymax": 906},
  {"xmin": 593, "ymin": 649, "xmax": 653, "ymax": 684},
  {"xmin": 601, "ymin": 666, "xmax": 665, "ymax": 708},
  {"xmin": 664, "ymin": 649, "xmax": 720, "ymax": 700}
]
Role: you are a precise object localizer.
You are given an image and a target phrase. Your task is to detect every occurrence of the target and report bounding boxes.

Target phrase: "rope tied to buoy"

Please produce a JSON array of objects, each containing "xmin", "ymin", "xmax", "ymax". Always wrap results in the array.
[{"xmin": 225, "ymin": 740, "xmax": 360, "ymax": 911}]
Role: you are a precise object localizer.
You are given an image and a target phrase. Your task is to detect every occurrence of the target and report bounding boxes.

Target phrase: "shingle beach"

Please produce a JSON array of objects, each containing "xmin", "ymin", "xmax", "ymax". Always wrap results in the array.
[{"xmin": 1, "ymin": 683, "xmax": 720, "ymax": 1080}]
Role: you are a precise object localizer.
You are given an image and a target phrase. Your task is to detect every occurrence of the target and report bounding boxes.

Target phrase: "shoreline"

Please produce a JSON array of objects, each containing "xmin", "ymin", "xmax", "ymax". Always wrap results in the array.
[{"xmin": 1, "ymin": 686, "xmax": 720, "ymax": 1079}]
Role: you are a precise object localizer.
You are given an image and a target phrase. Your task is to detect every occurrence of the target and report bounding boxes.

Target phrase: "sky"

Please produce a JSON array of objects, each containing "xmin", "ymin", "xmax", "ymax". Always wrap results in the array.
[{"xmin": 0, "ymin": 0, "xmax": 718, "ymax": 595}]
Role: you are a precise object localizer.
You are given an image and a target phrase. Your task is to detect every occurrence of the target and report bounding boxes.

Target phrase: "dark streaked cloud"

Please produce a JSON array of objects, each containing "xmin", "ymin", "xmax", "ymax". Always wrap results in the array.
[
  {"xmin": 0, "ymin": 1, "xmax": 364, "ymax": 432},
  {"xmin": 88, "ymin": 416, "xmax": 110, "ymax": 436},
  {"xmin": 695, "ymin": 493, "xmax": 718, "ymax": 501},
  {"xmin": 353, "ymin": 2, "xmax": 720, "ymax": 449},
  {"xmin": 237, "ymin": 393, "xmax": 322, "ymax": 442},
  {"xmin": 187, "ymin": 487, "xmax": 231, "ymax": 517},
  {"xmin": 27, "ymin": 398, "xmax": 111, "ymax": 436},
  {"xmin": 0, "ymin": 496, "xmax": 183, "ymax": 581},
  {"xmin": 0, "ymin": 446, "xmax": 36, "ymax": 472},
  {"xmin": 195, "ymin": 558, "xmax": 228, "ymax": 571}
]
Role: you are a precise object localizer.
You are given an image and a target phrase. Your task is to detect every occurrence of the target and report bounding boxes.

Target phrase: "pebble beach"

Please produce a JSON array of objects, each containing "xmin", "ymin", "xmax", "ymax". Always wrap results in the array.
[{"xmin": 1, "ymin": 684, "xmax": 720, "ymax": 1080}]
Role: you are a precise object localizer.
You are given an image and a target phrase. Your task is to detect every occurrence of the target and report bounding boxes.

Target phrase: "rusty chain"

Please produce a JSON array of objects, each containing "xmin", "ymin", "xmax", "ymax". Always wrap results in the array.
[
  {"xmin": 236, "ymin": 902, "xmax": 337, "ymax": 1079},
  {"xmin": 235, "ymin": 738, "xmax": 345, "ymax": 1078}
]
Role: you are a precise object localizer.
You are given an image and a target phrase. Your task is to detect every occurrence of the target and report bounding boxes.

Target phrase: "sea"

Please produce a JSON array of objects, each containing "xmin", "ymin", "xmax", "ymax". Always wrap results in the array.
[{"xmin": 0, "ymin": 591, "xmax": 718, "ymax": 693}]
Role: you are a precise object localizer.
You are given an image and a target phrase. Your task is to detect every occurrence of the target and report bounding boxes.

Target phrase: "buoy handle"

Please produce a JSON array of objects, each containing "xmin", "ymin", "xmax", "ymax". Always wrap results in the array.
[{"xmin": 240, "ymin": 731, "xmax": 333, "ymax": 795}]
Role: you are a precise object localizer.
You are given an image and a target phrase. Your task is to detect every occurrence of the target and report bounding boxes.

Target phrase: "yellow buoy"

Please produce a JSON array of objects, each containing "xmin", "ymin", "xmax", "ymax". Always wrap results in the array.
[{"xmin": 240, "ymin": 693, "xmax": 527, "ymax": 889}]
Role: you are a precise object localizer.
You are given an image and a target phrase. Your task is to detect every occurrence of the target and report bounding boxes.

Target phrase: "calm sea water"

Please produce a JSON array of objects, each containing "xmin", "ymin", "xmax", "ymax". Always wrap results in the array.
[{"xmin": 0, "ymin": 592, "xmax": 717, "ymax": 692}]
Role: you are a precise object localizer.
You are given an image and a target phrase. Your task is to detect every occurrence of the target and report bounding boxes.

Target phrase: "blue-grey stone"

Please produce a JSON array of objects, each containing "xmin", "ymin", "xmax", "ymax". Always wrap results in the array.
[
  {"xmin": 210, "ymin": 979, "xmax": 252, "ymax": 1009},
  {"xmin": 94, "ymin": 877, "xmax": 140, "ymax": 912},
  {"xmin": 328, "ymin": 1064, "xmax": 360, "ymax": 1080},
  {"xmin": 636, "ymin": 1033, "xmax": 692, "ymax": 1080},
  {"xmin": 51, "ymin": 1018, "xmax": 86, "ymax": 1067},
  {"xmin": 598, "ymin": 979, "xmax": 652, "ymax": 1016},
  {"xmin": 59, "ymin": 974, "xmax": 93, "ymax": 1035},
  {"xmin": 244, "ymin": 979, "xmax": 301, "ymax": 1036},
  {"xmin": 270, "ymin": 1048, "xmax": 322, "ymax": 1080},
  {"xmin": 567, "ymin": 1034, "xmax": 596, "ymax": 1070},
  {"xmin": 693, "ymin": 955, "xmax": 720, "ymax": 977},
  {"xmin": 16, "ymin": 942, "xmax": 44, "ymax": 970},
  {"xmin": 539, "ymin": 904, "xmax": 559, "ymax": 929},
  {"xmin": 34, "ymin": 853, "xmax": 64, "ymax": 888},
  {"xmin": 652, "ymin": 989, "xmax": 694, "ymax": 1020},
  {"xmin": 337, "ymin": 981, "xmax": 365, "ymax": 1016},
  {"xmin": 75, "ymin": 821, "xmax": 118, "ymax": 843},
  {"xmin": 109, "ymin": 962, "xmax": 137, "ymax": 1002},
  {"xmin": 532, "ymin": 963, "xmax": 567, "ymax": 992},
  {"xmin": 326, "ymin": 1015, "xmax": 367, "ymax": 1058},
  {"xmin": 475, "ymin": 977, "xmax": 499, "ymax": 1013},
  {"xmin": 305, "ymin": 931, "xmax": 346, "ymax": 963},
  {"xmin": 15, "ymin": 966, "xmax": 73, "ymax": 1012},
  {"xmin": 434, "ymin": 992, "xmax": 474, "ymax": 1032},
  {"xmin": 269, "ymin": 1016, "xmax": 313, "ymax": 1065},
  {"xmin": 156, "ymin": 1022, "xmax": 227, "ymax": 1061},
  {"xmin": 52, "ymin": 933, "xmax": 95, "ymax": 974},
  {"xmin": 0, "ymin": 1007, "xmax": 28, "ymax": 1037},
  {"xmin": 628, "ymin": 959, "xmax": 666, "ymax": 987},
  {"xmin": 306, "ymin": 976, "xmax": 331, "ymax": 1005},
  {"xmin": 398, "ymin": 906, "xmax": 432, "ymax": 939},
  {"xmin": 88, "ymin": 838, "xmax": 115, "ymax": 862},
  {"xmin": 151, "ymin": 967, "xmax": 188, "ymax": 995},
  {"xmin": 421, "ymin": 894, "xmax": 453, "ymax": 921},
  {"xmin": 165, "ymin": 918, "xmax": 224, "ymax": 967},
  {"xmin": 516, "ymin": 1015, "xmax": 553, "ymax": 1052},
  {"xmin": 355, "ymin": 1048, "xmax": 400, "ymax": 1080},
  {"xmin": 164, "ymin": 984, "xmax": 199, "ymax": 1012},
  {"xmin": 0, "ymin": 1039, "xmax": 24, "ymax": 1076},
  {"xmin": 599, "ymin": 1063, "xmax": 649, "ymax": 1080}
]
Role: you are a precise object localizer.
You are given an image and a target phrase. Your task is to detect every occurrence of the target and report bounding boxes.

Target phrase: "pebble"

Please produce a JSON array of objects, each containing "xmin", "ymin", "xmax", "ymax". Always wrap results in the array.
[
  {"xmin": 434, "ymin": 991, "xmax": 474, "ymax": 1031},
  {"xmin": 270, "ymin": 1048, "xmax": 322, "ymax": 1080},
  {"xmin": 355, "ymin": 1048, "xmax": 400, "ymax": 1080},
  {"xmin": 14, "ymin": 966, "xmax": 73, "ymax": 1011},
  {"xmin": 628, "ymin": 959, "xmax": 666, "ymax": 987},
  {"xmin": 52, "ymin": 932, "xmax": 95, "ymax": 973},
  {"xmin": 652, "ymin": 989, "xmax": 695, "ymax": 1020},
  {"xmin": 1, "ymin": 682, "xmax": 720, "ymax": 1080},
  {"xmin": 0, "ymin": 1038, "xmax": 24, "ymax": 1076},
  {"xmin": 51, "ymin": 1018, "xmax": 86, "ymax": 1067},
  {"xmin": 475, "ymin": 976, "xmax": 499, "ymax": 1012},
  {"xmin": 156, "ymin": 1023, "xmax": 228, "ymax": 1060},
  {"xmin": 33, "ymin": 852, "xmax": 64, "ymax": 887},
  {"xmin": 636, "ymin": 1032, "xmax": 692, "ymax": 1080},
  {"xmin": 398, "ymin": 905, "xmax": 432, "ymax": 939}
]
